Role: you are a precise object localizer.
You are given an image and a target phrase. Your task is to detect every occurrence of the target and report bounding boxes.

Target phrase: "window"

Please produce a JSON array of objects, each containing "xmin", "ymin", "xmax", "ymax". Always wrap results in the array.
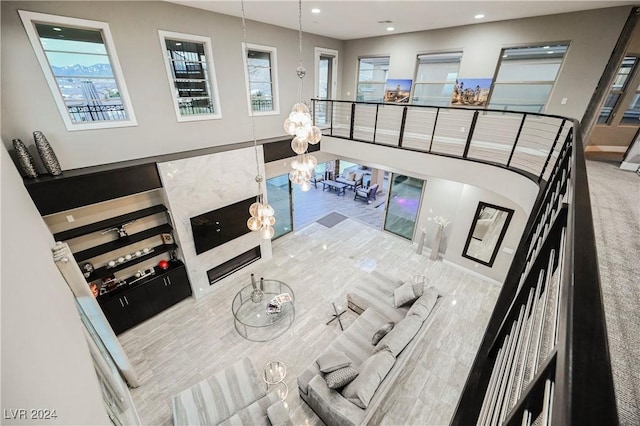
[
  {"xmin": 357, "ymin": 57, "xmax": 389, "ymax": 102},
  {"xmin": 621, "ymin": 81, "xmax": 640, "ymax": 125},
  {"xmin": 489, "ymin": 43, "xmax": 569, "ymax": 113},
  {"xmin": 19, "ymin": 10, "xmax": 136, "ymax": 131},
  {"xmin": 159, "ymin": 31, "xmax": 221, "ymax": 121},
  {"xmin": 413, "ymin": 52, "xmax": 462, "ymax": 106},
  {"xmin": 242, "ymin": 43, "xmax": 279, "ymax": 115},
  {"xmin": 598, "ymin": 56, "xmax": 638, "ymax": 124}
]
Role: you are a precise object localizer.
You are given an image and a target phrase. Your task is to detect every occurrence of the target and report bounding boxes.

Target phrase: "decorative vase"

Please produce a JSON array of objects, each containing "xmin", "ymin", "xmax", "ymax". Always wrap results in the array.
[
  {"xmin": 417, "ymin": 228, "xmax": 426, "ymax": 255},
  {"xmin": 12, "ymin": 138, "xmax": 39, "ymax": 178},
  {"xmin": 33, "ymin": 130, "xmax": 62, "ymax": 176},
  {"xmin": 430, "ymin": 225, "xmax": 444, "ymax": 261}
]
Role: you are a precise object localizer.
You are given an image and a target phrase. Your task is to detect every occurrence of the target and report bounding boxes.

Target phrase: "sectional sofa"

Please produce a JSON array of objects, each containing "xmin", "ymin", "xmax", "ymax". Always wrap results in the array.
[{"xmin": 297, "ymin": 275, "xmax": 440, "ymax": 426}]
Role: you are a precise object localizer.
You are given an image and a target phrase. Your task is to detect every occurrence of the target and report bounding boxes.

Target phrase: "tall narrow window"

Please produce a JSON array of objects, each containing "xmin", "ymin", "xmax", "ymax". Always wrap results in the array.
[
  {"xmin": 242, "ymin": 43, "xmax": 279, "ymax": 115},
  {"xmin": 489, "ymin": 43, "xmax": 569, "ymax": 113},
  {"xmin": 19, "ymin": 10, "xmax": 136, "ymax": 131},
  {"xmin": 357, "ymin": 57, "xmax": 389, "ymax": 102},
  {"xmin": 598, "ymin": 56, "xmax": 638, "ymax": 124},
  {"xmin": 413, "ymin": 52, "xmax": 462, "ymax": 106},
  {"xmin": 159, "ymin": 31, "xmax": 221, "ymax": 121}
]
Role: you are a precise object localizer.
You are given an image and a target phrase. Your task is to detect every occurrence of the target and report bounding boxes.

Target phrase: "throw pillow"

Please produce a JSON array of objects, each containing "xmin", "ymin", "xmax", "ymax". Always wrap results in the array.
[
  {"xmin": 348, "ymin": 171, "xmax": 356, "ymax": 181},
  {"xmin": 371, "ymin": 322, "xmax": 395, "ymax": 345},
  {"xmin": 325, "ymin": 365, "xmax": 359, "ymax": 389},
  {"xmin": 316, "ymin": 351, "xmax": 352, "ymax": 373},
  {"xmin": 267, "ymin": 400, "xmax": 291, "ymax": 426},
  {"xmin": 393, "ymin": 282, "xmax": 419, "ymax": 308}
]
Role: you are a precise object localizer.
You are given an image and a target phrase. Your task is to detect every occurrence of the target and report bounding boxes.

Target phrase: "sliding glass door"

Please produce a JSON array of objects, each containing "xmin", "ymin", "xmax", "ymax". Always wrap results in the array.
[
  {"xmin": 383, "ymin": 174, "xmax": 424, "ymax": 239},
  {"xmin": 266, "ymin": 174, "xmax": 293, "ymax": 239}
]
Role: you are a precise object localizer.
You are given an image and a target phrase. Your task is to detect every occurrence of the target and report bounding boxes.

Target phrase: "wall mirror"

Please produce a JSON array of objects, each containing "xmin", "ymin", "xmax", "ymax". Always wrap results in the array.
[{"xmin": 462, "ymin": 202, "xmax": 514, "ymax": 267}]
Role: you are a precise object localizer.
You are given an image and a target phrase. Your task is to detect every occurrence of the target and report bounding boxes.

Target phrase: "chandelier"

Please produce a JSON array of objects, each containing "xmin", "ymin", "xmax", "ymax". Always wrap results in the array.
[
  {"xmin": 241, "ymin": 0, "xmax": 275, "ymax": 239},
  {"xmin": 284, "ymin": 0, "xmax": 322, "ymax": 191}
]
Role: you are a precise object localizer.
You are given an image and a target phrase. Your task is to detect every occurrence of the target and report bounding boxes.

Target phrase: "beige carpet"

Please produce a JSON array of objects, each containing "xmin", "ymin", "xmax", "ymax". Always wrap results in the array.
[{"xmin": 586, "ymin": 159, "xmax": 640, "ymax": 425}]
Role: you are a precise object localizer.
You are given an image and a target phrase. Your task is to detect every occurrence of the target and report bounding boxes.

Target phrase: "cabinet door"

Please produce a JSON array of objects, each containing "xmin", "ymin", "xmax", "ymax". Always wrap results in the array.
[
  {"xmin": 146, "ymin": 275, "xmax": 175, "ymax": 312},
  {"xmin": 165, "ymin": 266, "xmax": 192, "ymax": 303},
  {"xmin": 98, "ymin": 297, "xmax": 133, "ymax": 335},
  {"xmin": 122, "ymin": 284, "xmax": 155, "ymax": 325}
]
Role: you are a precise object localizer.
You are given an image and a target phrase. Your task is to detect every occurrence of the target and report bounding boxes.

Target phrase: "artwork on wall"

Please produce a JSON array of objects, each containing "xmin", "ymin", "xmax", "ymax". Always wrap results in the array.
[
  {"xmin": 384, "ymin": 79, "xmax": 412, "ymax": 103},
  {"xmin": 451, "ymin": 78, "xmax": 492, "ymax": 107}
]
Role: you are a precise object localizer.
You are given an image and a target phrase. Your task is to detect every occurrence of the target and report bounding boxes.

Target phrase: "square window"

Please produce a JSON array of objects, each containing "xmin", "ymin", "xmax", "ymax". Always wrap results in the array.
[
  {"xmin": 19, "ymin": 10, "xmax": 137, "ymax": 131},
  {"xmin": 357, "ymin": 57, "xmax": 389, "ymax": 102},
  {"xmin": 159, "ymin": 31, "xmax": 222, "ymax": 122}
]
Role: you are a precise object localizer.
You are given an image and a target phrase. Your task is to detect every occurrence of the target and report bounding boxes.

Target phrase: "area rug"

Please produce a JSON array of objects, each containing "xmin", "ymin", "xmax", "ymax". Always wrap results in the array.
[{"xmin": 317, "ymin": 212, "xmax": 348, "ymax": 228}]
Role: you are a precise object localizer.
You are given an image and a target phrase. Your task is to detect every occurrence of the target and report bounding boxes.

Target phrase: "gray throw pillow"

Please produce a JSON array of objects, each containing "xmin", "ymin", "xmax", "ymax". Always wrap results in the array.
[
  {"xmin": 393, "ymin": 282, "xmax": 419, "ymax": 308},
  {"xmin": 371, "ymin": 322, "xmax": 395, "ymax": 345},
  {"xmin": 325, "ymin": 365, "xmax": 359, "ymax": 389},
  {"xmin": 316, "ymin": 351, "xmax": 352, "ymax": 373}
]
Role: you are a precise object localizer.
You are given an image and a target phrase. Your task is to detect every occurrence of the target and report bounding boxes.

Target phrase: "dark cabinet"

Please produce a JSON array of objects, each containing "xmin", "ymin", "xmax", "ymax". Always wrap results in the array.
[
  {"xmin": 146, "ymin": 265, "xmax": 191, "ymax": 312},
  {"xmin": 97, "ymin": 263, "xmax": 192, "ymax": 335}
]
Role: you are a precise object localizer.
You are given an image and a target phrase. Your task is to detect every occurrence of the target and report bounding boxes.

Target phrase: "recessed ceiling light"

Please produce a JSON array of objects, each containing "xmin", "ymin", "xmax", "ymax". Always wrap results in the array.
[
  {"xmin": 548, "ymin": 51, "xmax": 554, "ymax": 54},
  {"xmin": 474, "ymin": 14, "xmax": 485, "ymax": 19},
  {"xmin": 311, "ymin": 8, "xmax": 320, "ymax": 14},
  {"xmin": 543, "ymin": 45, "xmax": 550, "ymax": 49},
  {"xmin": 378, "ymin": 20, "xmax": 392, "ymax": 24},
  {"xmin": 387, "ymin": 27, "xmax": 395, "ymax": 32},
  {"xmin": 176, "ymin": 42, "xmax": 182, "ymax": 46},
  {"xmin": 53, "ymin": 27, "xmax": 62, "ymax": 31}
]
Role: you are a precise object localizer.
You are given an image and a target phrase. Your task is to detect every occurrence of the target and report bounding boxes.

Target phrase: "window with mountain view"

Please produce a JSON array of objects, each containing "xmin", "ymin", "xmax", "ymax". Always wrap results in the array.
[
  {"xmin": 242, "ymin": 43, "xmax": 279, "ymax": 115},
  {"xmin": 19, "ymin": 11, "xmax": 136, "ymax": 130},
  {"xmin": 159, "ymin": 31, "xmax": 221, "ymax": 121}
]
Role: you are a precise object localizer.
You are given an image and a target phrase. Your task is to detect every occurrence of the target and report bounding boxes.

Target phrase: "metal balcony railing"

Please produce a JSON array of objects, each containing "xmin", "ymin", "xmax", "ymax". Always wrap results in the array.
[{"xmin": 311, "ymin": 99, "xmax": 617, "ymax": 426}]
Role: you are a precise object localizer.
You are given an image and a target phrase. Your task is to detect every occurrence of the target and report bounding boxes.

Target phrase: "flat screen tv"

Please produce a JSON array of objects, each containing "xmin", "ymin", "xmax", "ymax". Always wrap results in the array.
[{"xmin": 190, "ymin": 197, "xmax": 254, "ymax": 255}]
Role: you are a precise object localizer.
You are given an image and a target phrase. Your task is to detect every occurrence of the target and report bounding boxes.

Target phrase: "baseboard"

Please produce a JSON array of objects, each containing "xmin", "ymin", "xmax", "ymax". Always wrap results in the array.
[
  {"xmin": 441, "ymin": 258, "xmax": 503, "ymax": 286},
  {"xmin": 620, "ymin": 161, "xmax": 640, "ymax": 172},
  {"xmin": 585, "ymin": 145, "xmax": 628, "ymax": 154}
]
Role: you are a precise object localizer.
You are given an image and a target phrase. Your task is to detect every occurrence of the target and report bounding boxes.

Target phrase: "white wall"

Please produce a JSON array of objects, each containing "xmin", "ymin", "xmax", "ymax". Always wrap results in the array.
[
  {"xmin": 0, "ymin": 1, "xmax": 343, "ymax": 170},
  {"xmin": 341, "ymin": 7, "xmax": 630, "ymax": 121},
  {"xmin": 1, "ymin": 146, "xmax": 109, "ymax": 425}
]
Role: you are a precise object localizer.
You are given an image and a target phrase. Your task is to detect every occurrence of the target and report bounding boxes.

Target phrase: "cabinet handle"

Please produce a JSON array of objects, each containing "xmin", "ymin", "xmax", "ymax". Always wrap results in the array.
[
  {"xmin": 167, "ymin": 277, "xmax": 172, "ymax": 286},
  {"xmin": 119, "ymin": 298, "xmax": 124, "ymax": 308},
  {"xmin": 124, "ymin": 296, "xmax": 129, "ymax": 305}
]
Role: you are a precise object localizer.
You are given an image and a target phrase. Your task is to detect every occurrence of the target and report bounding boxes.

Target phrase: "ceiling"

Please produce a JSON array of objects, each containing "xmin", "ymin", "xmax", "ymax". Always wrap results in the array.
[{"xmin": 167, "ymin": 1, "xmax": 636, "ymax": 40}]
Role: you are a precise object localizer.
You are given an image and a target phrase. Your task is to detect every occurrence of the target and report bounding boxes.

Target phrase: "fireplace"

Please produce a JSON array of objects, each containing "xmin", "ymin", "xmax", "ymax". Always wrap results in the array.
[{"xmin": 207, "ymin": 246, "xmax": 261, "ymax": 285}]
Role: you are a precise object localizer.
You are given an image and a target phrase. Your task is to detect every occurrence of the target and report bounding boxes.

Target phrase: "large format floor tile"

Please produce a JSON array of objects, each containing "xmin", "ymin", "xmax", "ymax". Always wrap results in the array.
[{"xmin": 120, "ymin": 218, "xmax": 500, "ymax": 425}]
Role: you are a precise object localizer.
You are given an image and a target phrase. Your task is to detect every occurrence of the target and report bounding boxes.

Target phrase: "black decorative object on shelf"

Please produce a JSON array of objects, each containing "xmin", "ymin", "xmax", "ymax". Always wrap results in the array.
[
  {"xmin": 33, "ymin": 130, "xmax": 62, "ymax": 176},
  {"xmin": 12, "ymin": 138, "xmax": 39, "ymax": 178}
]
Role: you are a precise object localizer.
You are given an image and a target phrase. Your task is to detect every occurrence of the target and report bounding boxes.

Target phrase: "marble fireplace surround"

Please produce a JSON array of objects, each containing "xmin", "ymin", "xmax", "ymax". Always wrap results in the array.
[{"xmin": 157, "ymin": 146, "xmax": 272, "ymax": 300}]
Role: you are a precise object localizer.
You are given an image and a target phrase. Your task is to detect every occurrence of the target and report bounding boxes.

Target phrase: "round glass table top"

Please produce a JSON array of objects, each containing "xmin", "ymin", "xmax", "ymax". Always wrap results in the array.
[{"xmin": 231, "ymin": 279, "xmax": 295, "ymax": 341}]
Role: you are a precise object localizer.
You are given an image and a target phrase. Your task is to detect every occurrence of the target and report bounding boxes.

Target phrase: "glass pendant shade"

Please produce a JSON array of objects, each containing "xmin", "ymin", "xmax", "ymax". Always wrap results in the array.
[
  {"xmin": 291, "ymin": 137, "xmax": 308, "ymax": 154},
  {"xmin": 300, "ymin": 180, "xmax": 312, "ymax": 192},
  {"xmin": 284, "ymin": 118, "xmax": 296, "ymax": 135},
  {"xmin": 309, "ymin": 126, "xmax": 322, "ymax": 144},
  {"xmin": 247, "ymin": 216, "xmax": 261, "ymax": 231},
  {"xmin": 292, "ymin": 102, "xmax": 309, "ymax": 114},
  {"xmin": 260, "ymin": 225, "xmax": 275, "ymax": 239}
]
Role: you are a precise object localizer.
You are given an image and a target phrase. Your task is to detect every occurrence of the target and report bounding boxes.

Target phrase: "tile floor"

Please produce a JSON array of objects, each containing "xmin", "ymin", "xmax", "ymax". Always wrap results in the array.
[{"xmin": 119, "ymin": 218, "xmax": 500, "ymax": 425}]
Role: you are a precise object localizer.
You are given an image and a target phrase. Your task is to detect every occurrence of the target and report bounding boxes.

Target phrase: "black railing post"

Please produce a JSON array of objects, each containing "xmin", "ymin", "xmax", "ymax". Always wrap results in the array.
[
  {"xmin": 398, "ymin": 106, "xmax": 408, "ymax": 148},
  {"xmin": 539, "ymin": 119, "xmax": 567, "ymax": 182},
  {"xmin": 330, "ymin": 101, "xmax": 334, "ymax": 136},
  {"xmin": 507, "ymin": 114, "xmax": 527, "ymax": 168},
  {"xmin": 463, "ymin": 110, "xmax": 479, "ymax": 158},
  {"xmin": 373, "ymin": 104, "xmax": 380, "ymax": 144},
  {"xmin": 349, "ymin": 103, "xmax": 356, "ymax": 140},
  {"xmin": 429, "ymin": 107, "xmax": 440, "ymax": 153}
]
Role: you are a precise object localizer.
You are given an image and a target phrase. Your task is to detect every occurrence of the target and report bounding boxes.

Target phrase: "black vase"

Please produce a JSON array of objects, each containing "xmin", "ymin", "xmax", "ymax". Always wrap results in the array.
[
  {"xmin": 12, "ymin": 138, "xmax": 39, "ymax": 178},
  {"xmin": 33, "ymin": 130, "xmax": 62, "ymax": 176}
]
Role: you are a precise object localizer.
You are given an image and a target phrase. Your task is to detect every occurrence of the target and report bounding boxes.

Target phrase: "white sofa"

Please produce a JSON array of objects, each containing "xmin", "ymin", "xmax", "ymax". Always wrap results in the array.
[
  {"xmin": 336, "ymin": 170, "xmax": 364, "ymax": 190},
  {"xmin": 297, "ymin": 279, "xmax": 440, "ymax": 426}
]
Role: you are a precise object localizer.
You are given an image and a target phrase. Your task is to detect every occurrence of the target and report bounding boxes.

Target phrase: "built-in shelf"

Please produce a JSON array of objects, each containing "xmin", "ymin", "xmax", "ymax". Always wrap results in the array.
[
  {"xmin": 74, "ymin": 223, "xmax": 173, "ymax": 262},
  {"xmin": 54, "ymin": 204, "xmax": 167, "ymax": 241},
  {"xmin": 85, "ymin": 242, "xmax": 178, "ymax": 283}
]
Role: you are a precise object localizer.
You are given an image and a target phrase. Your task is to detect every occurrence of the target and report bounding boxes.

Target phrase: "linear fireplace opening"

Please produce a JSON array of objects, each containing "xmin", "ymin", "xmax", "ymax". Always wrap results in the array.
[{"xmin": 207, "ymin": 246, "xmax": 261, "ymax": 285}]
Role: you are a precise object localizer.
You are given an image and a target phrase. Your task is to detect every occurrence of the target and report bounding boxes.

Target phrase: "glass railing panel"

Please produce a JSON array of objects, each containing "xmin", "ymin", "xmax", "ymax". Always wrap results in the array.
[
  {"xmin": 430, "ymin": 108, "xmax": 475, "ymax": 157},
  {"xmin": 353, "ymin": 103, "xmax": 377, "ymax": 141},
  {"xmin": 467, "ymin": 111, "xmax": 523, "ymax": 166},
  {"xmin": 375, "ymin": 104, "xmax": 403, "ymax": 146},
  {"xmin": 403, "ymin": 106, "xmax": 438, "ymax": 151}
]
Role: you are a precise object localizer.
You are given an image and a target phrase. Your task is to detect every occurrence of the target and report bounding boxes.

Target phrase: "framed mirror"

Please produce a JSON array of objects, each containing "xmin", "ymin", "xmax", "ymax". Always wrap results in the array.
[{"xmin": 462, "ymin": 202, "xmax": 514, "ymax": 267}]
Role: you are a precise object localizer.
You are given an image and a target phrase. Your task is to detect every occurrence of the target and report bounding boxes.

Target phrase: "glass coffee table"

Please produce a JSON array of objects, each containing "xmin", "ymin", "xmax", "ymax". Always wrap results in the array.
[{"xmin": 231, "ymin": 279, "xmax": 295, "ymax": 342}]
